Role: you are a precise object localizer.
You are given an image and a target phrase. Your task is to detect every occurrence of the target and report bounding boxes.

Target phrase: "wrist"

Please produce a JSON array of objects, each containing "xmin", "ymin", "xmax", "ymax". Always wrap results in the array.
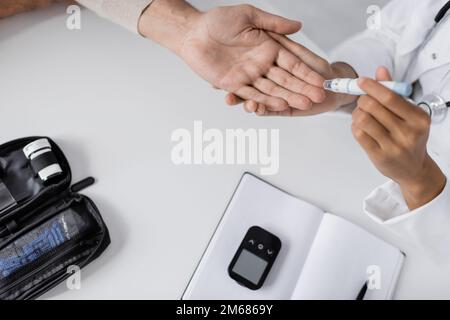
[
  {"xmin": 399, "ymin": 156, "xmax": 447, "ymax": 210},
  {"xmin": 138, "ymin": 0, "xmax": 202, "ymax": 55}
]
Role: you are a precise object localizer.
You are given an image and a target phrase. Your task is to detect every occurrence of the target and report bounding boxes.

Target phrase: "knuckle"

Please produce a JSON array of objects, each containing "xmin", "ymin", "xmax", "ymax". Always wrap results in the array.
[
  {"xmin": 371, "ymin": 150, "xmax": 386, "ymax": 163},
  {"xmin": 356, "ymin": 111, "xmax": 370, "ymax": 126},
  {"xmin": 409, "ymin": 127, "xmax": 422, "ymax": 140},
  {"xmin": 266, "ymin": 84, "xmax": 277, "ymax": 95},
  {"xmin": 401, "ymin": 132, "xmax": 416, "ymax": 146},
  {"xmin": 416, "ymin": 113, "xmax": 431, "ymax": 129},
  {"xmin": 356, "ymin": 97, "xmax": 364, "ymax": 108},
  {"xmin": 277, "ymin": 75, "xmax": 289, "ymax": 88},
  {"xmin": 272, "ymin": 98, "xmax": 288, "ymax": 110},
  {"xmin": 240, "ymin": 4, "xmax": 254, "ymax": 12},
  {"xmin": 351, "ymin": 108, "xmax": 361, "ymax": 123},
  {"xmin": 384, "ymin": 91, "xmax": 397, "ymax": 104},
  {"xmin": 210, "ymin": 7, "xmax": 222, "ymax": 15},
  {"xmin": 390, "ymin": 143, "xmax": 406, "ymax": 158},
  {"xmin": 358, "ymin": 95, "xmax": 369, "ymax": 104},
  {"xmin": 351, "ymin": 124, "xmax": 364, "ymax": 140},
  {"xmin": 357, "ymin": 96, "xmax": 372, "ymax": 110},
  {"xmin": 284, "ymin": 92, "xmax": 294, "ymax": 103},
  {"xmin": 405, "ymin": 138, "xmax": 417, "ymax": 150},
  {"xmin": 292, "ymin": 62, "xmax": 305, "ymax": 76},
  {"xmin": 300, "ymin": 97, "xmax": 313, "ymax": 110},
  {"xmin": 364, "ymin": 99, "xmax": 379, "ymax": 113},
  {"xmin": 357, "ymin": 95, "xmax": 367, "ymax": 104},
  {"xmin": 256, "ymin": 105, "xmax": 266, "ymax": 115},
  {"xmin": 351, "ymin": 110, "xmax": 358, "ymax": 123},
  {"xmin": 218, "ymin": 77, "xmax": 234, "ymax": 91},
  {"xmin": 317, "ymin": 59, "xmax": 330, "ymax": 73},
  {"xmin": 244, "ymin": 101, "xmax": 256, "ymax": 113}
]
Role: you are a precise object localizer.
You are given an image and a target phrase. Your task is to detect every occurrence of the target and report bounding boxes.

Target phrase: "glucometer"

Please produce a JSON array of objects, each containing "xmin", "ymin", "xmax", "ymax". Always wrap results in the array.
[{"xmin": 228, "ymin": 226, "xmax": 281, "ymax": 290}]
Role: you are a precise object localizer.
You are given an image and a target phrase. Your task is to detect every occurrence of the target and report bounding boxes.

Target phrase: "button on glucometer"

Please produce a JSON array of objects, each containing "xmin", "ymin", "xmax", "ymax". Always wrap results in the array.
[
  {"xmin": 267, "ymin": 249, "xmax": 274, "ymax": 256},
  {"xmin": 248, "ymin": 239, "xmax": 255, "ymax": 245},
  {"xmin": 257, "ymin": 244, "xmax": 264, "ymax": 250}
]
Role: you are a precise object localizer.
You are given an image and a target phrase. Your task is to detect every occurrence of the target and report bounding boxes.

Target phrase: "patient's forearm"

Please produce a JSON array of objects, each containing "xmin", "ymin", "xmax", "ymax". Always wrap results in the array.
[
  {"xmin": 138, "ymin": 0, "xmax": 201, "ymax": 55},
  {"xmin": 0, "ymin": 0, "xmax": 56, "ymax": 18}
]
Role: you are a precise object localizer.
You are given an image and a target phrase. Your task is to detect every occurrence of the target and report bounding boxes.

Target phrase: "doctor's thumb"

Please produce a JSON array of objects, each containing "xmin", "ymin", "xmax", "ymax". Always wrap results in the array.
[
  {"xmin": 250, "ymin": 6, "xmax": 301, "ymax": 35},
  {"xmin": 376, "ymin": 66, "xmax": 393, "ymax": 81}
]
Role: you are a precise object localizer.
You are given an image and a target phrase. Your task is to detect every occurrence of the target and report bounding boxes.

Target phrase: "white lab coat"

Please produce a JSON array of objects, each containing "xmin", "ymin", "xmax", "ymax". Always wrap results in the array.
[{"xmin": 331, "ymin": 0, "xmax": 450, "ymax": 263}]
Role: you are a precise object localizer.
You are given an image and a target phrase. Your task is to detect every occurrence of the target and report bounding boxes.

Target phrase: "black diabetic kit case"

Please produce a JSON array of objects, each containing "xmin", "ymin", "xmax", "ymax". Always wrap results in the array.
[{"xmin": 0, "ymin": 137, "xmax": 110, "ymax": 299}]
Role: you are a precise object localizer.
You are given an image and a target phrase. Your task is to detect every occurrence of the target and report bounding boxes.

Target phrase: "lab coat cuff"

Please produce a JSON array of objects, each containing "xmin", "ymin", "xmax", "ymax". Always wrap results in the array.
[
  {"xmin": 364, "ymin": 178, "xmax": 450, "ymax": 224},
  {"xmin": 364, "ymin": 178, "xmax": 450, "ymax": 263},
  {"xmin": 363, "ymin": 180, "xmax": 410, "ymax": 224},
  {"xmin": 77, "ymin": 0, "xmax": 153, "ymax": 34}
]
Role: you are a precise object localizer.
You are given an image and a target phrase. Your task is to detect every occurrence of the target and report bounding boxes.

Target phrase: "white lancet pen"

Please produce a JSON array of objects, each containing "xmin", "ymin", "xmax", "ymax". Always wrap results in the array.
[
  {"xmin": 323, "ymin": 78, "xmax": 413, "ymax": 97},
  {"xmin": 324, "ymin": 78, "xmax": 450, "ymax": 122}
]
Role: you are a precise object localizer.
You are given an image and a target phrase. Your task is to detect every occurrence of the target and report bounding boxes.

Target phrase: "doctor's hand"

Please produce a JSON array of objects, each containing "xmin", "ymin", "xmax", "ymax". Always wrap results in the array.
[
  {"xmin": 352, "ymin": 67, "xmax": 446, "ymax": 210},
  {"xmin": 139, "ymin": 2, "xmax": 327, "ymax": 111},
  {"xmin": 225, "ymin": 34, "xmax": 358, "ymax": 115}
]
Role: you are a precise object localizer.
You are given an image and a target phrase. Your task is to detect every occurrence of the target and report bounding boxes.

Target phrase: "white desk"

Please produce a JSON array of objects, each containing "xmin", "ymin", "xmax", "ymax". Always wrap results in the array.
[{"xmin": 0, "ymin": 1, "xmax": 449, "ymax": 300}]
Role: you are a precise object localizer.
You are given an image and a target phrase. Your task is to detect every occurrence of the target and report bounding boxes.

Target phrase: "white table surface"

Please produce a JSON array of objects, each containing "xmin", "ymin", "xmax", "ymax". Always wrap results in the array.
[{"xmin": 1, "ymin": 1, "xmax": 449, "ymax": 300}]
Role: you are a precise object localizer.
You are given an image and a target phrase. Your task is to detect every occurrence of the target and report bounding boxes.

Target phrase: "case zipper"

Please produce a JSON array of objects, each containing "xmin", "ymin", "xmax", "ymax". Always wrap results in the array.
[
  {"xmin": 0, "ymin": 177, "xmax": 95, "ymax": 238},
  {"xmin": 70, "ymin": 177, "xmax": 95, "ymax": 193}
]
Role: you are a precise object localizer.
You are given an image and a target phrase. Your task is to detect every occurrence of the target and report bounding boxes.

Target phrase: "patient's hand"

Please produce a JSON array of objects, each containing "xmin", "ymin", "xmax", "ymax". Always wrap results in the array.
[
  {"xmin": 140, "ymin": 3, "xmax": 327, "ymax": 111},
  {"xmin": 0, "ymin": 0, "xmax": 57, "ymax": 18},
  {"xmin": 182, "ymin": 5, "xmax": 330, "ymax": 110},
  {"xmin": 226, "ymin": 33, "xmax": 359, "ymax": 116}
]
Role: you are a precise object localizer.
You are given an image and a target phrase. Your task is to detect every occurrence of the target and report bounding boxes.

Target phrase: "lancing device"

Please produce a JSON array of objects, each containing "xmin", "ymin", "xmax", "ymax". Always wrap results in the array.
[{"xmin": 324, "ymin": 78, "xmax": 413, "ymax": 97}]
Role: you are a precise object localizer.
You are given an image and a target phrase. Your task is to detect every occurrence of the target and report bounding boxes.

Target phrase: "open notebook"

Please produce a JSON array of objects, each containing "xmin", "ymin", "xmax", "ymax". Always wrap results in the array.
[{"xmin": 183, "ymin": 173, "xmax": 404, "ymax": 300}]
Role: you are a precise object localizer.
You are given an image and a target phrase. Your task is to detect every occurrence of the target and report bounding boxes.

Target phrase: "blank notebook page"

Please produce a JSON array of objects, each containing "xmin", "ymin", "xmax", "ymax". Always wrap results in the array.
[{"xmin": 291, "ymin": 214, "xmax": 404, "ymax": 300}]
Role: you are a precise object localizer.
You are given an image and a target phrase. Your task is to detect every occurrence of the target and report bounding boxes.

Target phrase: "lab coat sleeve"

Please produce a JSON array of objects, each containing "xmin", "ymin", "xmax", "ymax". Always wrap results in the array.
[
  {"xmin": 364, "ymin": 178, "xmax": 450, "ymax": 264},
  {"xmin": 330, "ymin": 0, "xmax": 417, "ymax": 78},
  {"xmin": 76, "ymin": 0, "xmax": 153, "ymax": 34}
]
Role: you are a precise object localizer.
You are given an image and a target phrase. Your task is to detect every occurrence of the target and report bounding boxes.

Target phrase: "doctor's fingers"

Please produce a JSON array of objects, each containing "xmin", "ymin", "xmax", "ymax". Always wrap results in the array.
[
  {"xmin": 357, "ymin": 95, "xmax": 404, "ymax": 135},
  {"xmin": 351, "ymin": 124, "xmax": 380, "ymax": 153},
  {"xmin": 358, "ymin": 78, "xmax": 417, "ymax": 120},
  {"xmin": 352, "ymin": 108, "xmax": 392, "ymax": 149},
  {"xmin": 269, "ymin": 33, "xmax": 333, "ymax": 77}
]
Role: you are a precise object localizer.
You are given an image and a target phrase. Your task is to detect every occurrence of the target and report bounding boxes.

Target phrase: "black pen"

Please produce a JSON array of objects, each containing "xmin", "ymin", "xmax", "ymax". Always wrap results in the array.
[{"xmin": 356, "ymin": 282, "xmax": 368, "ymax": 300}]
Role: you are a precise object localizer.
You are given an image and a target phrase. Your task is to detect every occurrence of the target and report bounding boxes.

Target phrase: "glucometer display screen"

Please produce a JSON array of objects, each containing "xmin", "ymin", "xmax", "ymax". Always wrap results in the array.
[{"xmin": 231, "ymin": 249, "xmax": 268, "ymax": 285}]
